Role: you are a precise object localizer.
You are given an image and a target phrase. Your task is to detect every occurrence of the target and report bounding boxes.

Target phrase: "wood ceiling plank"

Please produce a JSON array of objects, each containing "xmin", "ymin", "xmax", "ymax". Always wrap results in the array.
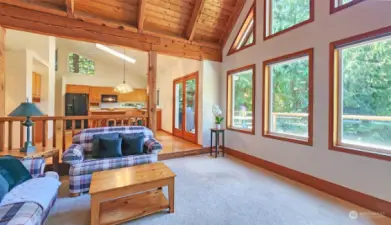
[
  {"xmin": 75, "ymin": 0, "xmax": 138, "ymax": 23},
  {"xmin": 220, "ymin": 0, "xmax": 245, "ymax": 46},
  {"xmin": 0, "ymin": 0, "xmax": 66, "ymax": 16},
  {"xmin": 65, "ymin": 0, "xmax": 74, "ymax": 18},
  {"xmin": 146, "ymin": 0, "xmax": 193, "ymax": 15},
  {"xmin": 145, "ymin": 3, "xmax": 188, "ymax": 20},
  {"xmin": 148, "ymin": 0, "xmax": 194, "ymax": 11},
  {"xmin": 74, "ymin": 12, "xmax": 138, "ymax": 33},
  {"xmin": 145, "ymin": 10, "xmax": 189, "ymax": 26},
  {"xmin": 138, "ymin": 0, "xmax": 146, "ymax": 32},
  {"xmin": 144, "ymin": 20, "xmax": 185, "ymax": 36},
  {"xmin": 186, "ymin": 0, "xmax": 206, "ymax": 41}
]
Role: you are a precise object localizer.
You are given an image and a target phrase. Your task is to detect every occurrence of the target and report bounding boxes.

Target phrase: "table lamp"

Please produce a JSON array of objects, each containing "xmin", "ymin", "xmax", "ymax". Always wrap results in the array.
[{"xmin": 8, "ymin": 98, "xmax": 43, "ymax": 152}]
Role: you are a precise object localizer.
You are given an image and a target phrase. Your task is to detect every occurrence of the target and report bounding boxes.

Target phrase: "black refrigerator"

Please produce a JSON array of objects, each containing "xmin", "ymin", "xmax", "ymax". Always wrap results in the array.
[{"xmin": 65, "ymin": 93, "xmax": 89, "ymax": 129}]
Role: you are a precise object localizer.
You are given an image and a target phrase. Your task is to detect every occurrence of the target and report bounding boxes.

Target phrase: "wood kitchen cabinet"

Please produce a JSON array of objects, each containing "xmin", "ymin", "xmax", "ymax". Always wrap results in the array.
[
  {"xmin": 66, "ymin": 84, "xmax": 90, "ymax": 94},
  {"xmin": 118, "ymin": 89, "xmax": 147, "ymax": 102},
  {"xmin": 66, "ymin": 84, "xmax": 147, "ymax": 103},
  {"xmin": 89, "ymin": 87, "xmax": 101, "ymax": 103},
  {"xmin": 32, "ymin": 72, "xmax": 41, "ymax": 103}
]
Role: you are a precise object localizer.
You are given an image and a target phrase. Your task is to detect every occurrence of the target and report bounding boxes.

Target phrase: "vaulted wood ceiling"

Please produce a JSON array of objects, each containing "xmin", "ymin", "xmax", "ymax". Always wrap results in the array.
[{"xmin": 0, "ymin": 0, "xmax": 246, "ymax": 61}]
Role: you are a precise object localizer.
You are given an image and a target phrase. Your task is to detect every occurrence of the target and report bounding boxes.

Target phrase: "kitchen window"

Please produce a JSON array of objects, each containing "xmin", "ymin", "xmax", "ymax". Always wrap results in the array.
[{"xmin": 68, "ymin": 53, "xmax": 95, "ymax": 75}]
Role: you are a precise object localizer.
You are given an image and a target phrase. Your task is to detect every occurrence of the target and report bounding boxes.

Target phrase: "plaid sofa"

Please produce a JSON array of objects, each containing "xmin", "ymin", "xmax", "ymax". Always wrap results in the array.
[
  {"xmin": 0, "ymin": 158, "xmax": 59, "ymax": 225},
  {"xmin": 62, "ymin": 126, "xmax": 162, "ymax": 195}
]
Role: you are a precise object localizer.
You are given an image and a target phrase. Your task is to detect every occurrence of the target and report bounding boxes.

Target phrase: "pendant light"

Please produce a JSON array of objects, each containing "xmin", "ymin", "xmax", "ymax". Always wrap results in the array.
[{"xmin": 114, "ymin": 48, "xmax": 134, "ymax": 93}]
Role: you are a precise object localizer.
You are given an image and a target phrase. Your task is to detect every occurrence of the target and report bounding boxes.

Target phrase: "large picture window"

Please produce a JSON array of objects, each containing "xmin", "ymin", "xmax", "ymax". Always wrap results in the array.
[
  {"xmin": 330, "ymin": 0, "xmax": 366, "ymax": 14},
  {"xmin": 263, "ymin": 49, "xmax": 313, "ymax": 145},
  {"xmin": 227, "ymin": 65, "xmax": 255, "ymax": 134},
  {"xmin": 264, "ymin": 0, "xmax": 314, "ymax": 40},
  {"xmin": 330, "ymin": 27, "xmax": 391, "ymax": 159}
]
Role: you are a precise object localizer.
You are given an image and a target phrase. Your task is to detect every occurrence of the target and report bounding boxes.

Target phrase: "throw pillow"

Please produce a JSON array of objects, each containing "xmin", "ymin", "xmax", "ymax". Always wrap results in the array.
[
  {"xmin": 91, "ymin": 133, "xmax": 120, "ymax": 158},
  {"xmin": 97, "ymin": 137, "xmax": 123, "ymax": 158},
  {"xmin": 0, "ymin": 156, "xmax": 32, "ymax": 190},
  {"xmin": 0, "ymin": 174, "xmax": 9, "ymax": 201},
  {"xmin": 121, "ymin": 133, "xmax": 145, "ymax": 156}
]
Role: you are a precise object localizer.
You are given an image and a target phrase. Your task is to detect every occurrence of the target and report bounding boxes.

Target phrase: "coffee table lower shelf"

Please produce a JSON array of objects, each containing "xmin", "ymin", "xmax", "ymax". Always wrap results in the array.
[{"xmin": 99, "ymin": 190, "xmax": 169, "ymax": 225}]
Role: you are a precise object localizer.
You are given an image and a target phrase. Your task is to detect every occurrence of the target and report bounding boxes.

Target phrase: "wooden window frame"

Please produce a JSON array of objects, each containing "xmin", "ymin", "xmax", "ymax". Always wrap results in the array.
[
  {"xmin": 227, "ymin": 3, "xmax": 256, "ymax": 56},
  {"xmin": 330, "ymin": 0, "xmax": 367, "ymax": 14},
  {"xmin": 329, "ymin": 26, "xmax": 391, "ymax": 161},
  {"xmin": 263, "ymin": 0, "xmax": 315, "ymax": 41},
  {"xmin": 262, "ymin": 48, "xmax": 314, "ymax": 146},
  {"xmin": 226, "ymin": 64, "xmax": 256, "ymax": 135}
]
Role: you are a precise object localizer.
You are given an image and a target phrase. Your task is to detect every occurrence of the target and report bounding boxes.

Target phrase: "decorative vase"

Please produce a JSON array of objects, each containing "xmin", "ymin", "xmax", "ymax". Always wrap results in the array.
[{"xmin": 216, "ymin": 124, "xmax": 221, "ymax": 129}]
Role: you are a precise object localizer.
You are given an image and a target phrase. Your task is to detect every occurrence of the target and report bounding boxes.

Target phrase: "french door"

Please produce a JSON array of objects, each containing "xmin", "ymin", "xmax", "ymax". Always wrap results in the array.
[{"xmin": 173, "ymin": 72, "xmax": 198, "ymax": 144}]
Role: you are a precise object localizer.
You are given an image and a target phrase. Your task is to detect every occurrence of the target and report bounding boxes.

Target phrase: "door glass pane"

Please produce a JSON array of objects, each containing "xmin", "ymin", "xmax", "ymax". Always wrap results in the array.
[
  {"xmin": 185, "ymin": 78, "xmax": 196, "ymax": 133},
  {"xmin": 174, "ymin": 82, "xmax": 183, "ymax": 130}
]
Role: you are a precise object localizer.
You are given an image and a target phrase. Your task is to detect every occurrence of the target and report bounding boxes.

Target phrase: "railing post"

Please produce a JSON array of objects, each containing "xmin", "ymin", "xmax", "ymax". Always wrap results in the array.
[
  {"xmin": 0, "ymin": 121, "xmax": 4, "ymax": 151},
  {"xmin": 42, "ymin": 119, "xmax": 47, "ymax": 147},
  {"xmin": 8, "ymin": 120, "xmax": 12, "ymax": 150},
  {"xmin": 53, "ymin": 119, "xmax": 57, "ymax": 148}
]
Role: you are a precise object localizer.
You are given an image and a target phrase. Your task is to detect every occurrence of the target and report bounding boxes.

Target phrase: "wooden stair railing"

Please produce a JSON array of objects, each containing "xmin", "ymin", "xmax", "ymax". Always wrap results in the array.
[{"xmin": 0, "ymin": 115, "xmax": 148, "ymax": 152}]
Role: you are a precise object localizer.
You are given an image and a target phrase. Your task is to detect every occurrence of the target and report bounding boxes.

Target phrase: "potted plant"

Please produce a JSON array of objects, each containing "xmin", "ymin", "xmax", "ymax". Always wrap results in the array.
[{"xmin": 212, "ymin": 104, "xmax": 224, "ymax": 129}]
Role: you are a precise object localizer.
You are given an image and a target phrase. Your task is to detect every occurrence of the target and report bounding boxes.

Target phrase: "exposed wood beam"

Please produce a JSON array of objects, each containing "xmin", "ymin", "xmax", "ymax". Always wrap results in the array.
[
  {"xmin": 186, "ymin": 0, "xmax": 206, "ymax": 41},
  {"xmin": 0, "ymin": 25, "xmax": 4, "ymax": 116},
  {"xmin": 0, "ymin": 0, "xmax": 66, "ymax": 16},
  {"xmin": 220, "ymin": 0, "xmax": 245, "ymax": 48},
  {"xmin": 0, "ymin": 4, "xmax": 222, "ymax": 61},
  {"xmin": 138, "ymin": 0, "xmax": 146, "ymax": 33},
  {"xmin": 148, "ymin": 51, "xmax": 157, "ymax": 134},
  {"xmin": 65, "ymin": 0, "xmax": 75, "ymax": 19}
]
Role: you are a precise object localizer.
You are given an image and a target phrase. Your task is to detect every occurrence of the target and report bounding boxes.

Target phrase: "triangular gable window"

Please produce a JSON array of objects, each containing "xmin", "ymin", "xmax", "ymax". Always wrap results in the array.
[{"xmin": 228, "ymin": 4, "xmax": 255, "ymax": 55}]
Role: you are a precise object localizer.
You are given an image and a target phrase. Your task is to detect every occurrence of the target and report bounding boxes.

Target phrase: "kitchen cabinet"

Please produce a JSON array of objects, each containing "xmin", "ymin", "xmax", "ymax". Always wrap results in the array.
[
  {"xmin": 89, "ymin": 87, "xmax": 101, "ymax": 103},
  {"xmin": 65, "ymin": 85, "xmax": 147, "ymax": 103},
  {"xmin": 118, "ymin": 89, "xmax": 147, "ymax": 102},
  {"xmin": 66, "ymin": 84, "xmax": 90, "ymax": 94},
  {"xmin": 32, "ymin": 72, "xmax": 41, "ymax": 103}
]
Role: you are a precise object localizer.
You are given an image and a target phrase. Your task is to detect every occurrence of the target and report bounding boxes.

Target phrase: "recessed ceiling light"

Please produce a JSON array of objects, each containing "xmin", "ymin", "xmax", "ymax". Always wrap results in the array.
[{"xmin": 96, "ymin": 44, "xmax": 136, "ymax": 63}]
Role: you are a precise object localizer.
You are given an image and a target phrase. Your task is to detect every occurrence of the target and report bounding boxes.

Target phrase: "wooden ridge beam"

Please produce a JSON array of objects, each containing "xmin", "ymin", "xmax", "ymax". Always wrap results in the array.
[
  {"xmin": 186, "ymin": 0, "xmax": 206, "ymax": 41},
  {"xmin": 65, "ymin": 0, "xmax": 75, "ymax": 19},
  {"xmin": 138, "ymin": 0, "xmax": 146, "ymax": 33},
  {"xmin": 0, "ymin": 4, "xmax": 222, "ymax": 61},
  {"xmin": 220, "ymin": 0, "xmax": 245, "ymax": 47}
]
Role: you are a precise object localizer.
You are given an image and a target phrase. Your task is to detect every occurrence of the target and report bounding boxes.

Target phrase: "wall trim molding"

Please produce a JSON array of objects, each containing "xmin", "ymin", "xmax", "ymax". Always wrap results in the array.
[{"xmin": 225, "ymin": 148, "xmax": 391, "ymax": 218}]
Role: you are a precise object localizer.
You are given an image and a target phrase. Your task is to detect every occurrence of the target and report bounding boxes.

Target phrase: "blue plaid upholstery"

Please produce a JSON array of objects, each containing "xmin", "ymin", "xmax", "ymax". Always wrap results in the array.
[
  {"xmin": 0, "ymin": 159, "xmax": 58, "ymax": 225},
  {"xmin": 62, "ymin": 144, "xmax": 85, "ymax": 165},
  {"xmin": 20, "ymin": 158, "xmax": 45, "ymax": 178},
  {"xmin": 62, "ymin": 126, "xmax": 162, "ymax": 195},
  {"xmin": 0, "ymin": 202, "xmax": 42, "ymax": 225}
]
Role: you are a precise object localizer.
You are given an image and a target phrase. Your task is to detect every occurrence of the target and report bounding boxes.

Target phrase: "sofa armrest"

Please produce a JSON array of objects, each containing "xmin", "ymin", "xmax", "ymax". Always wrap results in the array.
[
  {"xmin": 144, "ymin": 138, "xmax": 162, "ymax": 154},
  {"xmin": 62, "ymin": 144, "xmax": 85, "ymax": 165},
  {"xmin": 20, "ymin": 157, "xmax": 45, "ymax": 178},
  {"xmin": 0, "ymin": 202, "xmax": 43, "ymax": 225}
]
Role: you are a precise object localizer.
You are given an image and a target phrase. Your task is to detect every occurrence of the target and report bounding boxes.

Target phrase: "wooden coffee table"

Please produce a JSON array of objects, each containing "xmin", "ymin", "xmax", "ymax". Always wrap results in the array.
[{"xmin": 89, "ymin": 162, "xmax": 176, "ymax": 225}]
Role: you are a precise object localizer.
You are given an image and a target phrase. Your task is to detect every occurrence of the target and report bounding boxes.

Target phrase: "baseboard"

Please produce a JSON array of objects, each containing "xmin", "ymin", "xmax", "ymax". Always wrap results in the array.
[{"xmin": 225, "ymin": 148, "xmax": 391, "ymax": 218}]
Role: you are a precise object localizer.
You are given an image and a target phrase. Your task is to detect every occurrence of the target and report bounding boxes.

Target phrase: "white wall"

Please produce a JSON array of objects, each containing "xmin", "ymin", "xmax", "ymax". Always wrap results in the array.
[
  {"xmin": 221, "ymin": 0, "xmax": 391, "ymax": 202},
  {"xmin": 201, "ymin": 60, "xmax": 221, "ymax": 147}
]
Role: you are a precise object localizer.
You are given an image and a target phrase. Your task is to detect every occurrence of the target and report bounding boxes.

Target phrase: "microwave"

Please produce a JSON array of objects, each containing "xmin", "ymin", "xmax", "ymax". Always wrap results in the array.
[{"xmin": 101, "ymin": 95, "xmax": 118, "ymax": 103}]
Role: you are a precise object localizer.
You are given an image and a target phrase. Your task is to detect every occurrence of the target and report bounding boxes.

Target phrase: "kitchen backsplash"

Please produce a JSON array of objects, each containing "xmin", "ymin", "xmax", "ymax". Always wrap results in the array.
[{"xmin": 100, "ymin": 102, "xmax": 145, "ymax": 109}]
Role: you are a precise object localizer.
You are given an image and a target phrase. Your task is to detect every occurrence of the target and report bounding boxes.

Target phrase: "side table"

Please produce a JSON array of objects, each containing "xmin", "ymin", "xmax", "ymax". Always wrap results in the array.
[
  {"xmin": 210, "ymin": 128, "xmax": 225, "ymax": 158},
  {"xmin": 0, "ymin": 148, "xmax": 60, "ymax": 172}
]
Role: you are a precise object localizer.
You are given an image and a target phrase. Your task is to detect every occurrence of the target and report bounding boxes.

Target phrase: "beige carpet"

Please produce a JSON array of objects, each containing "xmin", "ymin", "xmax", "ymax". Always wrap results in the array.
[{"xmin": 47, "ymin": 155, "xmax": 390, "ymax": 225}]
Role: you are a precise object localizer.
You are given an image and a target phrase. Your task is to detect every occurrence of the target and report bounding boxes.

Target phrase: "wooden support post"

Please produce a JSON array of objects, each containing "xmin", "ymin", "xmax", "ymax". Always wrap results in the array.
[
  {"xmin": 148, "ymin": 51, "xmax": 157, "ymax": 134},
  {"xmin": 0, "ymin": 26, "xmax": 5, "ymax": 117}
]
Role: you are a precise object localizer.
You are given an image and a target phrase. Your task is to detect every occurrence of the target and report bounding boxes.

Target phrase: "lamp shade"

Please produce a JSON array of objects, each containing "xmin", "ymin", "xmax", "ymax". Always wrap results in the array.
[{"xmin": 8, "ymin": 102, "xmax": 43, "ymax": 117}]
